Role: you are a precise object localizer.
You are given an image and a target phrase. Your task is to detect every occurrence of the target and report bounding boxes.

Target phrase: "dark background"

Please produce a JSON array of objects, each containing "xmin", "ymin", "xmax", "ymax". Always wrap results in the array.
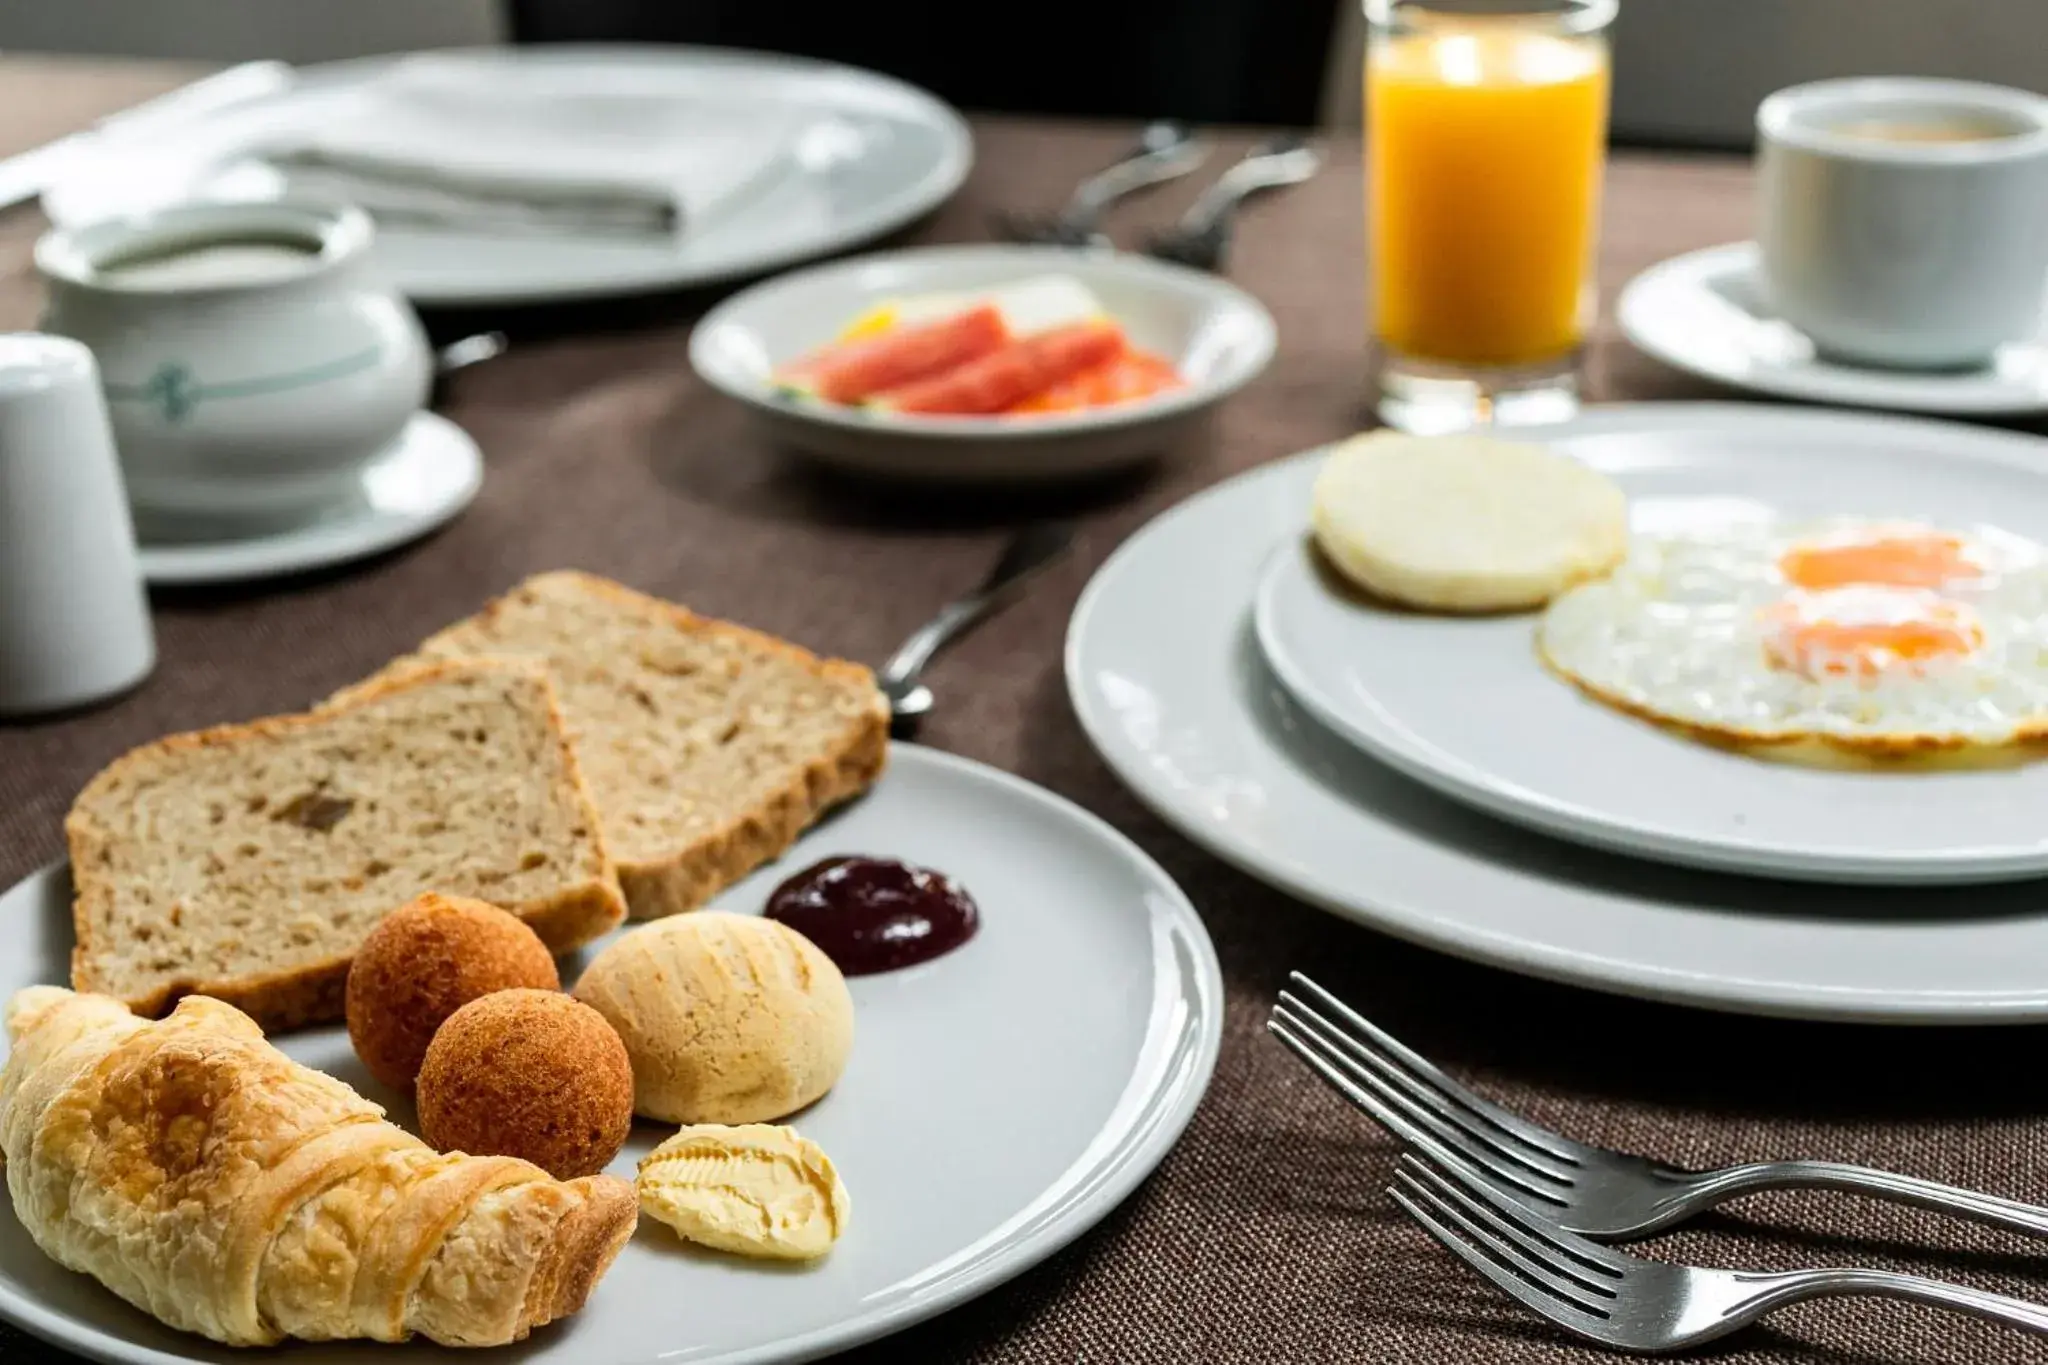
[{"xmin": 508, "ymin": 0, "xmax": 1343, "ymax": 126}]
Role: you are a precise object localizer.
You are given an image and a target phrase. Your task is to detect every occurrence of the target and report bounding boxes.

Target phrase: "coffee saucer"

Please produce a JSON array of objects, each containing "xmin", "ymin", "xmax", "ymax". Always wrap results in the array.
[
  {"xmin": 135, "ymin": 412, "xmax": 482, "ymax": 587},
  {"xmin": 1618, "ymin": 241, "xmax": 2048, "ymax": 415}
]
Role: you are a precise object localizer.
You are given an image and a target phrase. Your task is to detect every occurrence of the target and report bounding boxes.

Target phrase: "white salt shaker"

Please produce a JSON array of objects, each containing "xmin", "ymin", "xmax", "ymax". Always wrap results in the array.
[{"xmin": 0, "ymin": 333, "xmax": 155, "ymax": 715}]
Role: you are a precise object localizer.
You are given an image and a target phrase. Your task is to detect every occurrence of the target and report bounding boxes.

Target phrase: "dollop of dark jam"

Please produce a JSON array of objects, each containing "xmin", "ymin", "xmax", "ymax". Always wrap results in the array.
[{"xmin": 765, "ymin": 856, "xmax": 979, "ymax": 975}]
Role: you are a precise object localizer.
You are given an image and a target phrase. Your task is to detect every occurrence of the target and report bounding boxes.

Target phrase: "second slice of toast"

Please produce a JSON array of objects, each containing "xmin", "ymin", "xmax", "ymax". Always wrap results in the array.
[{"xmin": 350, "ymin": 572, "xmax": 889, "ymax": 919}]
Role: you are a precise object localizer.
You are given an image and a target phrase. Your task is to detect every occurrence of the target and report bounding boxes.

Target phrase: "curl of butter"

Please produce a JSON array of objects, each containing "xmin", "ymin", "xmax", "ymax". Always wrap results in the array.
[{"xmin": 636, "ymin": 1124, "xmax": 850, "ymax": 1260}]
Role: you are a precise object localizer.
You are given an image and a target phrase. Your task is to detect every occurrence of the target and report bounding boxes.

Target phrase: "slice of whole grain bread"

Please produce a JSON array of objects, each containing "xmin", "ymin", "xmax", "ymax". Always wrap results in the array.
[
  {"xmin": 343, "ymin": 571, "xmax": 889, "ymax": 920},
  {"xmin": 67, "ymin": 658, "xmax": 625, "ymax": 1029}
]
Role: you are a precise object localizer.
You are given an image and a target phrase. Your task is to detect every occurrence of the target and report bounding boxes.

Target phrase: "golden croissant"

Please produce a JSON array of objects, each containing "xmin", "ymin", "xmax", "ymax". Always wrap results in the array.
[{"xmin": 0, "ymin": 987, "xmax": 637, "ymax": 1348}]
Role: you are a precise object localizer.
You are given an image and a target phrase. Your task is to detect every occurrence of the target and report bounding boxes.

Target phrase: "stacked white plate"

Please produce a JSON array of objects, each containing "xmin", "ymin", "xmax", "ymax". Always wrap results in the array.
[{"xmin": 1067, "ymin": 403, "xmax": 2048, "ymax": 1023}]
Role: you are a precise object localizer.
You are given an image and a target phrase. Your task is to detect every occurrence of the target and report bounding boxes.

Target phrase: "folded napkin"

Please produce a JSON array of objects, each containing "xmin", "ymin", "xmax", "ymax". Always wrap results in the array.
[{"xmin": 268, "ymin": 57, "xmax": 807, "ymax": 240}]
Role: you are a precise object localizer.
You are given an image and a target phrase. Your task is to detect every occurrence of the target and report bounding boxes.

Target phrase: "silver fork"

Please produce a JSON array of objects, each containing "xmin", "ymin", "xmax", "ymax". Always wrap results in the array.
[
  {"xmin": 1142, "ymin": 135, "xmax": 1322, "ymax": 272},
  {"xmin": 1269, "ymin": 973, "xmax": 2048, "ymax": 1243},
  {"xmin": 993, "ymin": 121, "xmax": 1209, "ymax": 248},
  {"xmin": 1392, "ymin": 1153, "xmax": 2048, "ymax": 1351}
]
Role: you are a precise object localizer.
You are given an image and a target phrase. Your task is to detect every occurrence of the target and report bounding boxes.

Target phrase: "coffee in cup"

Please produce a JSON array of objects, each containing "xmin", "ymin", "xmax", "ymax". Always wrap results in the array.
[{"xmin": 1830, "ymin": 116, "xmax": 2018, "ymax": 145}]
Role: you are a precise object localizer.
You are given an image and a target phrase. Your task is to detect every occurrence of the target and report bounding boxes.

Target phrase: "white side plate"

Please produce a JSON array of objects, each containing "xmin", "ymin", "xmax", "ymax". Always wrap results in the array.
[
  {"xmin": 1618, "ymin": 242, "xmax": 2048, "ymax": 415},
  {"xmin": 45, "ymin": 47, "xmax": 974, "ymax": 307},
  {"xmin": 1068, "ymin": 403, "xmax": 2048, "ymax": 1023},
  {"xmin": 0, "ymin": 744, "xmax": 1222, "ymax": 1364}
]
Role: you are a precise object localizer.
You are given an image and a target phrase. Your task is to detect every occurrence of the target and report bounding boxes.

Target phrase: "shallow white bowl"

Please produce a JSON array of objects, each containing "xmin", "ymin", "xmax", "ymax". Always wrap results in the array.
[{"xmin": 689, "ymin": 243, "xmax": 1277, "ymax": 482}]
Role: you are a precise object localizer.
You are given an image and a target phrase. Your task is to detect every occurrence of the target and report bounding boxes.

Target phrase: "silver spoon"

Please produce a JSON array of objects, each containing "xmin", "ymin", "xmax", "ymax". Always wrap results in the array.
[{"xmin": 880, "ymin": 522, "xmax": 1078, "ymax": 735}]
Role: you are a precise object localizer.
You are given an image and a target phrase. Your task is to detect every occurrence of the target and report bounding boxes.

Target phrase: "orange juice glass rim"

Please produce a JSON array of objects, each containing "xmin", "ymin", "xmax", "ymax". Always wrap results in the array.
[{"xmin": 1363, "ymin": 0, "xmax": 1617, "ymax": 36}]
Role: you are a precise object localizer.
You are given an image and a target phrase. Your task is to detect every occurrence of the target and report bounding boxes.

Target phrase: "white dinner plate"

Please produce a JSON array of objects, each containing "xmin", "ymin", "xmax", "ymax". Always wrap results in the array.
[
  {"xmin": 1068, "ymin": 403, "xmax": 2048, "ymax": 1023},
  {"xmin": 689, "ymin": 244, "xmax": 1276, "ymax": 482},
  {"xmin": 134, "ymin": 411, "xmax": 482, "ymax": 586},
  {"xmin": 45, "ymin": 47, "xmax": 973, "ymax": 307},
  {"xmin": 0, "ymin": 744, "xmax": 1221, "ymax": 1365},
  {"xmin": 1252, "ymin": 408, "xmax": 2048, "ymax": 884},
  {"xmin": 1618, "ymin": 242, "xmax": 2048, "ymax": 415}
]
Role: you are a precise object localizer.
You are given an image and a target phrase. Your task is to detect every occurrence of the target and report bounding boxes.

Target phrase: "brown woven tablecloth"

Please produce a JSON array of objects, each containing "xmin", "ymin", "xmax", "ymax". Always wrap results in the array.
[{"xmin": 5, "ymin": 56, "xmax": 2047, "ymax": 1365}]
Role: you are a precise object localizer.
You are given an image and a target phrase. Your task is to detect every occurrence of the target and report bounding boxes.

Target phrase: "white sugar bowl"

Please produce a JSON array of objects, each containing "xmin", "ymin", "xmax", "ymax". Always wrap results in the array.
[{"xmin": 36, "ymin": 200, "xmax": 431, "ymax": 523}]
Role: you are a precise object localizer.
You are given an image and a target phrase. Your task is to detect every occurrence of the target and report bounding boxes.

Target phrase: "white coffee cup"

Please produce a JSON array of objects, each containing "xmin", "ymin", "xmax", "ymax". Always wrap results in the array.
[
  {"xmin": 0, "ymin": 334, "xmax": 155, "ymax": 715},
  {"xmin": 1757, "ymin": 77, "xmax": 2048, "ymax": 369}
]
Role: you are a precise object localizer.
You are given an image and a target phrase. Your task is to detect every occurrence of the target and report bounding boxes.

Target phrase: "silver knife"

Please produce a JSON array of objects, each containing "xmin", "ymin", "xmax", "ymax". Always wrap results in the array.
[{"xmin": 0, "ymin": 59, "xmax": 295, "ymax": 213}]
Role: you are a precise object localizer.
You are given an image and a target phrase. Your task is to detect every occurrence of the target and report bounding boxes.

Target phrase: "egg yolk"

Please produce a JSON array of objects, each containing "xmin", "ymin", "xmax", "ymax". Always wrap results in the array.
[
  {"xmin": 1760, "ymin": 588, "xmax": 1983, "ymax": 679},
  {"xmin": 1779, "ymin": 531, "xmax": 1981, "ymax": 591}
]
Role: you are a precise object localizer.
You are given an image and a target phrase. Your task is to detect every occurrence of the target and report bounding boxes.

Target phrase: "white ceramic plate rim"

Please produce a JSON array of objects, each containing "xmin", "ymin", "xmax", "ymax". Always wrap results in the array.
[
  {"xmin": 1618, "ymin": 241, "xmax": 2048, "ymax": 415},
  {"xmin": 687, "ymin": 243, "xmax": 1278, "ymax": 441},
  {"xmin": 1066, "ymin": 402, "xmax": 2048, "ymax": 1023},
  {"xmin": 0, "ymin": 745, "xmax": 1223, "ymax": 1365},
  {"xmin": 134, "ymin": 412, "xmax": 482, "ymax": 587},
  {"xmin": 1251, "ymin": 521, "xmax": 2048, "ymax": 884},
  {"xmin": 46, "ymin": 46, "xmax": 975, "ymax": 307}
]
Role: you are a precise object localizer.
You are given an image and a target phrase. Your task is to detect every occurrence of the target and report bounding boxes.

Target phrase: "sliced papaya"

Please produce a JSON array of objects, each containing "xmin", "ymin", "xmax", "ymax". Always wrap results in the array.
[
  {"xmin": 874, "ymin": 321, "xmax": 1129, "ymax": 416},
  {"xmin": 779, "ymin": 303, "xmax": 1010, "ymax": 404},
  {"xmin": 1008, "ymin": 349, "xmax": 1184, "ymax": 414}
]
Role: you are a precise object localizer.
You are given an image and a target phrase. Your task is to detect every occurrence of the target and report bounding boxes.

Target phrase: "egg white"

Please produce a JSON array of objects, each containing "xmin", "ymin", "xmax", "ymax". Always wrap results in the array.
[{"xmin": 1538, "ymin": 517, "xmax": 2048, "ymax": 751}]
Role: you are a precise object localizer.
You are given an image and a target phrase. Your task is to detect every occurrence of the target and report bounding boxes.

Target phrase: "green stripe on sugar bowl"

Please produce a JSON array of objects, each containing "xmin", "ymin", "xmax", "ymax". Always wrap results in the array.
[{"xmin": 104, "ymin": 344, "xmax": 387, "ymax": 424}]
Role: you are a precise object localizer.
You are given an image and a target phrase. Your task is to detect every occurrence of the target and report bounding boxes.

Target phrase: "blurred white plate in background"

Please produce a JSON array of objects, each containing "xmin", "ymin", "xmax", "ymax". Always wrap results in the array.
[{"xmin": 45, "ymin": 46, "xmax": 973, "ymax": 307}]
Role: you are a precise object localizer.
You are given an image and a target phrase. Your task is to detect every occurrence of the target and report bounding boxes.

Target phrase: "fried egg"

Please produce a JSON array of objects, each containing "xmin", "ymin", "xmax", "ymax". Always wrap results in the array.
[{"xmin": 1538, "ymin": 516, "xmax": 2048, "ymax": 751}]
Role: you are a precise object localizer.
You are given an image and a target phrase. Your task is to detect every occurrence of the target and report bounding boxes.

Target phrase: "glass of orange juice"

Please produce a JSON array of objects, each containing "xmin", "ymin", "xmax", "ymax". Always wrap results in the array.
[{"xmin": 1365, "ymin": 0, "xmax": 1615, "ymax": 432}]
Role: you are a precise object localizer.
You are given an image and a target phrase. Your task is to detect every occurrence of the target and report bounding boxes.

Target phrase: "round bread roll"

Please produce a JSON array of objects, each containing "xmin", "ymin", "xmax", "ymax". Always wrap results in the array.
[
  {"xmin": 573, "ymin": 912, "xmax": 853, "ymax": 1125},
  {"xmin": 346, "ymin": 892, "xmax": 561, "ymax": 1092},
  {"xmin": 1310, "ymin": 431, "xmax": 1628, "ymax": 612},
  {"xmin": 416, "ymin": 988, "xmax": 635, "ymax": 1180}
]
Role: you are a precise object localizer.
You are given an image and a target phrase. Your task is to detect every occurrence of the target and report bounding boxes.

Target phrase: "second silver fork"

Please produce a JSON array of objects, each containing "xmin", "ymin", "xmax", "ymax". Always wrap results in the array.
[
  {"xmin": 993, "ymin": 121, "xmax": 1208, "ymax": 248},
  {"xmin": 1392, "ymin": 1152, "xmax": 2048, "ymax": 1352},
  {"xmin": 1142, "ymin": 136, "xmax": 1322, "ymax": 271},
  {"xmin": 1269, "ymin": 972, "xmax": 2048, "ymax": 1244}
]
